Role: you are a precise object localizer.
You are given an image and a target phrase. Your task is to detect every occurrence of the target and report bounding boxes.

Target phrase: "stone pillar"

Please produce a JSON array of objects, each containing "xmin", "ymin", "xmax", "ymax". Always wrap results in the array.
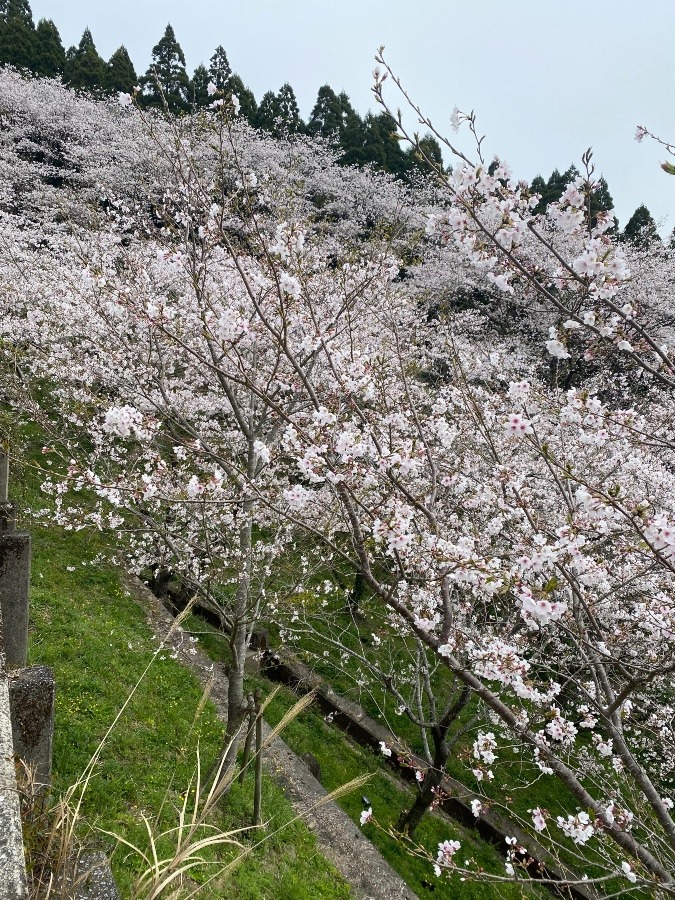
[
  {"xmin": 0, "ymin": 447, "xmax": 8, "ymax": 504},
  {"xmin": 0, "ymin": 631, "xmax": 28, "ymax": 899},
  {"xmin": 0, "ymin": 532, "xmax": 30, "ymax": 670},
  {"xmin": 0, "ymin": 450, "xmax": 30, "ymax": 669},
  {"xmin": 0, "ymin": 682, "xmax": 28, "ymax": 899},
  {"xmin": 9, "ymin": 666, "xmax": 55, "ymax": 790}
]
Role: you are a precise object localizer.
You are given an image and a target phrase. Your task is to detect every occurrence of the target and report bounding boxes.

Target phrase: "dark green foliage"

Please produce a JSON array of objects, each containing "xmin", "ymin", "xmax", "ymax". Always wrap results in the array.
[
  {"xmin": 359, "ymin": 111, "xmax": 411, "ymax": 176},
  {"xmin": 228, "ymin": 72, "xmax": 257, "ymax": 122},
  {"xmin": 276, "ymin": 82, "xmax": 303, "ymax": 133},
  {"xmin": 106, "ymin": 45, "xmax": 137, "ymax": 94},
  {"xmin": 141, "ymin": 23, "xmax": 190, "ymax": 113},
  {"xmin": 530, "ymin": 165, "xmax": 579, "ymax": 214},
  {"xmin": 256, "ymin": 83, "xmax": 303, "ymax": 136},
  {"xmin": 406, "ymin": 134, "xmax": 444, "ymax": 173},
  {"xmin": 191, "ymin": 62, "xmax": 209, "ymax": 108},
  {"xmin": 255, "ymin": 90, "xmax": 278, "ymax": 132},
  {"xmin": 337, "ymin": 96, "xmax": 368, "ymax": 166},
  {"xmin": 63, "ymin": 28, "xmax": 106, "ymax": 92},
  {"xmin": 0, "ymin": 0, "xmax": 35, "ymax": 70},
  {"xmin": 589, "ymin": 175, "xmax": 617, "ymax": 231},
  {"xmin": 307, "ymin": 84, "xmax": 344, "ymax": 141},
  {"xmin": 32, "ymin": 18, "xmax": 64, "ymax": 76},
  {"xmin": 622, "ymin": 203, "xmax": 660, "ymax": 247},
  {"xmin": 208, "ymin": 44, "xmax": 231, "ymax": 90}
]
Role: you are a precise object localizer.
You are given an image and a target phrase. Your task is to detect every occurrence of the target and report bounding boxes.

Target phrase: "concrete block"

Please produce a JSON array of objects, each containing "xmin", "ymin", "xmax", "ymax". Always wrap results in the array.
[
  {"xmin": 75, "ymin": 852, "xmax": 120, "ymax": 900},
  {"xmin": 0, "ymin": 531, "xmax": 30, "ymax": 668},
  {"xmin": 9, "ymin": 665, "xmax": 55, "ymax": 790},
  {"xmin": 0, "ymin": 676, "xmax": 28, "ymax": 899}
]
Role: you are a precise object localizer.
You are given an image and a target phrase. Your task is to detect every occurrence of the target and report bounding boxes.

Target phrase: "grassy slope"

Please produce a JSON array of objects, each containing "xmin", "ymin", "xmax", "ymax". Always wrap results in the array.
[
  {"xmin": 15, "ymin": 458, "xmax": 350, "ymax": 899},
  {"xmin": 187, "ymin": 615, "xmax": 545, "ymax": 899}
]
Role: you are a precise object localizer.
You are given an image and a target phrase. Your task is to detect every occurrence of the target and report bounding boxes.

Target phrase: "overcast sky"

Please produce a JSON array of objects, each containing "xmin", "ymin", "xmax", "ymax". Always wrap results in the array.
[{"xmin": 27, "ymin": 0, "xmax": 675, "ymax": 233}]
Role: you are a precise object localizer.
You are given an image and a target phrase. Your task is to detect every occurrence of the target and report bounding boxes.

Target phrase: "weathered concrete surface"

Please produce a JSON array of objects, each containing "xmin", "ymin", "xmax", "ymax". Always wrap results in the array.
[
  {"xmin": 0, "ymin": 500, "xmax": 17, "ymax": 533},
  {"xmin": 0, "ymin": 531, "xmax": 31, "ymax": 669},
  {"xmin": 0, "ymin": 675, "xmax": 28, "ymax": 899},
  {"xmin": 269, "ymin": 648, "xmax": 598, "ymax": 900},
  {"xmin": 9, "ymin": 665, "xmax": 55, "ymax": 789},
  {"xmin": 121, "ymin": 570, "xmax": 418, "ymax": 900},
  {"xmin": 0, "ymin": 448, "xmax": 8, "ymax": 503},
  {"xmin": 74, "ymin": 852, "xmax": 121, "ymax": 900}
]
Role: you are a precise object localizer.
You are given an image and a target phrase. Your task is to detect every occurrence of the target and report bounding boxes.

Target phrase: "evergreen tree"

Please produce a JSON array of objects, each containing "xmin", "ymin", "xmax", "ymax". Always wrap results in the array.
[
  {"xmin": 276, "ymin": 82, "xmax": 303, "ymax": 134},
  {"xmin": 228, "ymin": 73, "xmax": 256, "ymax": 122},
  {"xmin": 208, "ymin": 45, "xmax": 231, "ymax": 91},
  {"xmin": 406, "ymin": 134, "xmax": 443, "ymax": 173},
  {"xmin": 622, "ymin": 204, "xmax": 660, "ymax": 247},
  {"xmin": 141, "ymin": 23, "xmax": 190, "ymax": 113},
  {"xmin": 360, "ymin": 111, "xmax": 411, "ymax": 177},
  {"xmin": 589, "ymin": 175, "xmax": 615, "ymax": 229},
  {"xmin": 530, "ymin": 165, "xmax": 579, "ymax": 214},
  {"xmin": 64, "ymin": 28, "xmax": 107, "ymax": 92},
  {"xmin": 307, "ymin": 85, "xmax": 344, "ymax": 141},
  {"xmin": 255, "ymin": 84, "xmax": 303, "ymax": 136},
  {"xmin": 32, "ymin": 17, "xmax": 64, "ymax": 76},
  {"xmin": 106, "ymin": 45, "xmax": 137, "ymax": 94},
  {"xmin": 335, "ymin": 94, "xmax": 367, "ymax": 166},
  {"xmin": 255, "ymin": 90, "xmax": 279, "ymax": 133},
  {"xmin": 0, "ymin": 0, "xmax": 35, "ymax": 71},
  {"xmin": 191, "ymin": 63, "xmax": 209, "ymax": 108}
]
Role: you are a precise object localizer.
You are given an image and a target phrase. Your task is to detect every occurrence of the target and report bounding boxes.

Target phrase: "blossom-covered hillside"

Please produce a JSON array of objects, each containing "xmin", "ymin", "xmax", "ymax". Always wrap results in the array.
[{"xmin": 2, "ymin": 66, "xmax": 675, "ymax": 893}]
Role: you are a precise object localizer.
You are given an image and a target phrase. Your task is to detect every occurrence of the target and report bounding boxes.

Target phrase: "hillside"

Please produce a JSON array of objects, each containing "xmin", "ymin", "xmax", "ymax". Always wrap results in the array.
[{"xmin": 1, "ymin": 59, "xmax": 675, "ymax": 897}]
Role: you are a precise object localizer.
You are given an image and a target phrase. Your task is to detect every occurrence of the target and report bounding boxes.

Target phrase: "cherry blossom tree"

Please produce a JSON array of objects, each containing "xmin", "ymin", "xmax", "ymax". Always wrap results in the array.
[{"xmin": 1, "ymin": 65, "xmax": 675, "ymax": 892}]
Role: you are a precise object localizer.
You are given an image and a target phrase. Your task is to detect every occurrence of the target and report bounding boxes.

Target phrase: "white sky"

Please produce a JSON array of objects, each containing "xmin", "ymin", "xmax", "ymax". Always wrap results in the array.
[{"xmin": 27, "ymin": 0, "xmax": 675, "ymax": 233}]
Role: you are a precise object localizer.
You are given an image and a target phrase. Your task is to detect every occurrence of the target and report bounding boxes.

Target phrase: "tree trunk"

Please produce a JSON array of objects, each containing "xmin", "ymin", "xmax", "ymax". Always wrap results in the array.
[
  {"xmin": 208, "ymin": 501, "xmax": 254, "ymax": 794},
  {"xmin": 397, "ymin": 725, "xmax": 450, "ymax": 837},
  {"xmin": 396, "ymin": 765, "xmax": 444, "ymax": 837}
]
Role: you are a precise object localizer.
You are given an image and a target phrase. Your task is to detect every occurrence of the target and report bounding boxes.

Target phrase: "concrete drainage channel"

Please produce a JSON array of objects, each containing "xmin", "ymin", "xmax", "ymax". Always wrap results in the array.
[
  {"xmin": 138, "ymin": 563, "xmax": 598, "ymax": 900},
  {"xmin": 262, "ymin": 648, "xmax": 598, "ymax": 900},
  {"xmin": 120, "ymin": 570, "xmax": 418, "ymax": 900}
]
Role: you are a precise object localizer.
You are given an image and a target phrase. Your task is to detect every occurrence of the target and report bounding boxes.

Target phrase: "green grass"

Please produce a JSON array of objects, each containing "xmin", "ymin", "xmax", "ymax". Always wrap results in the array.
[
  {"xmin": 256, "ymin": 677, "xmax": 546, "ymax": 900},
  {"xmin": 12, "ymin": 439, "xmax": 351, "ymax": 899},
  {"xmin": 183, "ymin": 613, "xmax": 543, "ymax": 898}
]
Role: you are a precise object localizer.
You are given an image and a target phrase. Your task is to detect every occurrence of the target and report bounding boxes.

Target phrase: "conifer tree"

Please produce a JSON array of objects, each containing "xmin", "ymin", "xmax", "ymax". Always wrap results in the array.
[
  {"xmin": 141, "ymin": 23, "xmax": 190, "ymax": 113},
  {"xmin": 106, "ymin": 45, "xmax": 137, "ymax": 94},
  {"xmin": 530, "ymin": 165, "xmax": 579, "ymax": 214},
  {"xmin": 361, "ymin": 111, "xmax": 411, "ymax": 176},
  {"xmin": 191, "ymin": 63, "xmax": 209, "ymax": 108},
  {"xmin": 228, "ymin": 73, "xmax": 257, "ymax": 122},
  {"xmin": 275, "ymin": 82, "xmax": 303, "ymax": 134},
  {"xmin": 33, "ymin": 17, "xmax": 65, "ymax": 76},
  {"xmin": 255, "ymin": 90, "xmax": 278, "ymax": 133},
  {"xmin": 64, "ymin": 28, "xmax": 107, "ymax": 92},
  {"xmin": 589, "ymin": 175, "xmax": 615, "ymax": 229},
  {"xmin": 255, "ymin": 84, "xmax": 303, "ymax": 136},
  {"xmin": 622, "ymin": 204, "xmax": 660, "ymax": 247},
  {"xmin": 335, "ymin": 93, "xmax": 367, "ymax": 166},
  {"xmin": 208, "ymin": 45, "xmax": 231, "ymax": 91},
  {"xmin": 407, "ymin": 134, "xmax": 444, "ymax": 173},
  {"xmin": 0, "ymin": 0, "xmax": 35, "ymax": 70},
  {"xmin": 307, "ymin": 85, "xmax": 344, "ymax": 141}
]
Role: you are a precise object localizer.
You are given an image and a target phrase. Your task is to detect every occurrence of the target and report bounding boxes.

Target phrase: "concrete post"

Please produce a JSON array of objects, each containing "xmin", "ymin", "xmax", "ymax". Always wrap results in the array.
[
  {"xmin": 0, "ymin": 447, "xmax": 8, "ymax": 503},
  {"xmin": 9, "ymin": 666, "xmax": 55, "ymax": 790},
  {"xmin": 0, "ymin": 602, "xmax": 28, "ymax": 899},
  {"xmin": 0, "ymin": 450, "xmax": 30, "ymax": 669},
  {"xmin": 0, "ymin": 533, "xmax": 30, "ymax": 669}
]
